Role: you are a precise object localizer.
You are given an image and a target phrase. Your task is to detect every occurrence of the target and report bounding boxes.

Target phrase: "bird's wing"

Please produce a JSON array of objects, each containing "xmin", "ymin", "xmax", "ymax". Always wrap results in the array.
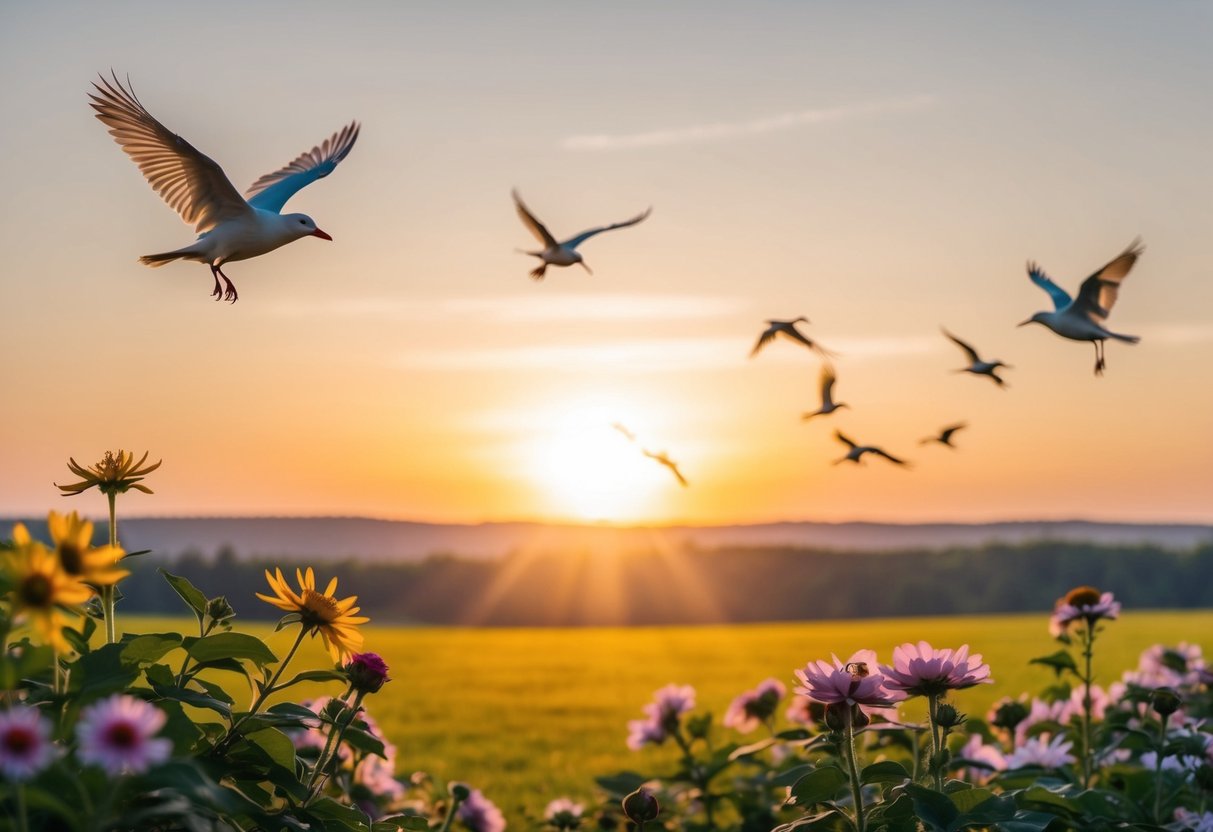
[
  {"xmin": 1074, "ymin": 240, "xmax": 1143, "ymax": 321},
  {"xmin": 872, "ymin": 448, "xmax": 908, "ymax": 466},
  {"xmin": 669, "ymin": 463, "xmax": 688, "ymax": 487},
  {"xmin": 750, "ymin": 325, "xmax": 777, "ymax": 357},
  {"xmin": 1026, "ymin": 262, "xmax": 1072, "ymax": 311},
  {"xmin": 611, "ymin": 423, "xmax": 637, "ymax": 442},
  {"xmin": 89, "ymin": 73, "xmax": 250, "ymax": 233},
  {"xmin": 512, "ymin": 190, "xmax": 558, "ymax": 248},
  {"xmin": 783, "ymin": 324, "xmax": 823, "ymax": 353},
  {"xmin": 562, "ymin": 206, "xmax": 652, "ymax": 250},
  {"xmin": 834, "ymin": 430, "xmax": 858, "ymax": 450},
  {"xmin": 245, "ymin": 122, "xmax": 360, "ymax": 213},
  {"xmin": 941, "ymin": 328, "xmax": 980, "ymax": 363},
  {"xmin": 820, "ymin": 366, "xmax": 837, "ymax": 406},
  {"xmin": 941, "ymin": 423, "xmax": 967, "ymax": 442}
]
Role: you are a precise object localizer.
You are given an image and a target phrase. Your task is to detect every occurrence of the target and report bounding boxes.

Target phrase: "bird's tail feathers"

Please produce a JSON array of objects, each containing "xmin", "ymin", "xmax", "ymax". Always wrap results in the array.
[
  {"xmin": 1108, "ymin": 332, "xmax": 1141, "ymax": 344},
  {"xmin": 138, "ymin": 251, "xmax": 187, "ymax": 268}
]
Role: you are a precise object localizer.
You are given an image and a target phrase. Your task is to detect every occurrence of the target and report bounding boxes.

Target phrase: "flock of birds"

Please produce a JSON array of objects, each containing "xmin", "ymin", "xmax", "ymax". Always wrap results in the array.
[{"xmin": 89, "ymin": 72, "xmax": 1147, "ymax": 487}]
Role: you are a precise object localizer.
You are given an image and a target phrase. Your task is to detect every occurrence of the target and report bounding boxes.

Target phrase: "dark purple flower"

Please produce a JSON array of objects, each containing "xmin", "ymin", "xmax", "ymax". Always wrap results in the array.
[{"xmin": 346, "ymin": 652, "xmax": 390, "ymax": 694}]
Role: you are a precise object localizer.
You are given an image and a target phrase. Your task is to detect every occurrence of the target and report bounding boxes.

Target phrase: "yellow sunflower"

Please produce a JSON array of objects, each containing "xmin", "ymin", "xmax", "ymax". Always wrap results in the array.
[
  {"xmin": 56, "ymin": 449, "xmax": 161, "ymax": 497},
  {"xmin": 256, "ymin": 567, "xmax": 368, "ymax": 662},
  {"xmin": 6, "ymin": 525, "xmax": 95, "ymax": 653},
  {"xmin": 47, "ymin": 511, "xmax": 127, "ymax": 586}
]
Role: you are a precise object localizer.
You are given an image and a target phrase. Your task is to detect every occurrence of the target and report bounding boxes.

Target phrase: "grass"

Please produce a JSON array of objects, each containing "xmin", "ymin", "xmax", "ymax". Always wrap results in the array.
[{"xmin": 125, "ymin": 610, "xmax": 1213, "ymax": 823}]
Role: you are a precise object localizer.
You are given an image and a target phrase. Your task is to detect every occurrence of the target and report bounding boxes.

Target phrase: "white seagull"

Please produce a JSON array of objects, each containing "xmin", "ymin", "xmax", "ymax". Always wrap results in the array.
[
  {"xmin": 1019, "ymin": 240, "xmax": 1143, "ymax": 375},
  {"xmin": 920, "ymin": 422, "xmax": 967, "ymax": 448},
  {"xmin": 512, "ymin": 190, "xmax": 651, "ymax": 281},
  {"xmin": 801, "ymin": 365, "xmax": 849, "ymax": 421},
  {"xmin": 942, "ymin": 328, "xmax": 1011, "ymax": 387},
  {"xmin": 833, "ymin": 431, "xmax": 909, "ymax": 467},
  {"xmin": 751, "ymin": 318, "xmax": 832, "ymax": 358},
  {"xmin": 642, "ymin": 449, "xmax": 689, "ymax": 487},
  {"xmin": 90, "ymin": 73, "xmax": 359, "ymax": 302}
]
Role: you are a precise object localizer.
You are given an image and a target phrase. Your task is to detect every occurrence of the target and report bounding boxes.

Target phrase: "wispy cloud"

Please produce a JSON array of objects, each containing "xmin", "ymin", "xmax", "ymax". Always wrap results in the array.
[
  {"xmin": 562, "ymin": 95, "xmax": 937, "ymax": 151},
  {"xmin": 395, "ymin": 337, "xmax": 742, "ymax": 373},
  {"xmin": 265, "ymin": 294, "xmax": 747, "ymax": 324}
]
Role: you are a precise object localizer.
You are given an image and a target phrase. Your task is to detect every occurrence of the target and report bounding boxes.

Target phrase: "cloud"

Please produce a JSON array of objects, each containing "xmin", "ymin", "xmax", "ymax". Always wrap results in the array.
[
  {"xmin": 562, "ymin": 95, "xmax": 937, "ymax": 151},
  {"xmin": 395, "ymin": 337, "xmax": 742, "ymax": 373}
]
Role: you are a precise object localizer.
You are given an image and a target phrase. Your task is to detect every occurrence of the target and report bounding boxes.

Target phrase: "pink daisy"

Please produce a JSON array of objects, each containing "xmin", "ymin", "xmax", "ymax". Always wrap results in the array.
[
  {"xmin": 793, "ymin": 649, "xmax": 904, "ymax": 710},
  {"xmin": 723, "ymin": 677, "xmax": 787, "ymax": 734},
  {"xmin": 1049, "ymin": 587, "xmax": 1120, "ymax": 638},
  {"xmin": 880, "ymin": 642, "xmax": 993, "ymax": 697},
  {"xmin": 1005, "ymin": 733, "xmax": 1075, "ymax": 770},
  {"xmin": 75, "ymin": 695, "xmax": 172, "ymax": 775},
  {"xmin": 458, "ymin": 788, "xmax": 507, "ymax": 832},
  {"xmin": 0, "ymin": 705, "xmax": 57, "ymax": 781},
  {"xmin": 626, "ymin": 684, "xmax": 695, "ymax": 750}
]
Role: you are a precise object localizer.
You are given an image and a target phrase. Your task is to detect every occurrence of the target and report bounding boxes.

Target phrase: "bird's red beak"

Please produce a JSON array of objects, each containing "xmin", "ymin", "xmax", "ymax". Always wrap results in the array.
[{"xmin": 312, "ymin": 228, "xmax": 333, "ymax": 241}]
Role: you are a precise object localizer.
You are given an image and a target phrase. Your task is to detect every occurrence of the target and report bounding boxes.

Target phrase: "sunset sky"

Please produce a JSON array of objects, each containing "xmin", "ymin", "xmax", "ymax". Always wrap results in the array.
[{"xmin": 2, "ymin": 2, "xmax": 1211, "ymax": 525}]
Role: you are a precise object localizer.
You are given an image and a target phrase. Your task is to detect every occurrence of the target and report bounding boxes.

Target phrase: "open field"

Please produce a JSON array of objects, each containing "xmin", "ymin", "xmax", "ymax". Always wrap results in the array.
[{"xmin": 127, "ymin": 610, "xmax": 1212, "ymax": 823}]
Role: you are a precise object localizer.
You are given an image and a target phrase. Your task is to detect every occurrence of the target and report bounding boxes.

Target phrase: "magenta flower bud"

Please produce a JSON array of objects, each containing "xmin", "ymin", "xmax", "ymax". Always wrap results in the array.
[
  {"xmin": 345, "ymin": 652, "xmax": 390, "ymax": 694},
  {"xmin": 621, "ymin": 787, "xmax": 659, "ymax": 824}
]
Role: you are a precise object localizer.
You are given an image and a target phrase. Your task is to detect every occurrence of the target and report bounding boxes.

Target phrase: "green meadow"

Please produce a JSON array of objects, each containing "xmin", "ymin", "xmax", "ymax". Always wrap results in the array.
[{"xmin": 129, "ymin": 610, "xmax": 1212, "ymax": 822}]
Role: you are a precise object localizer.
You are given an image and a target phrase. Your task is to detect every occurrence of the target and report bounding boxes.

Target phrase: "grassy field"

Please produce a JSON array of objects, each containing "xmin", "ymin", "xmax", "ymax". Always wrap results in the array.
[{"xmin": 126, "ymin": 610, "xmax": 1212, "ymax": 823}]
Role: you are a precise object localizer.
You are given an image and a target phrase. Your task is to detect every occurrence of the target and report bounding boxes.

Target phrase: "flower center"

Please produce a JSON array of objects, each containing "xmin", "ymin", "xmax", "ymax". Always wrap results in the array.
[
  {"xmin": 300, "ymin": 589, "xmax": 341, "ymax": 625},
  {"xmin": 58, "ymin": 543, "xmax": 85, "ymax": 575},
  {"xmin": 104, "ymin": 721, "xmax": 138, "ymax": 749},
  {"xmin": 1064, "ymin": 586, "xmax": 1101, "ymax": 607},
  {"xmin": 19, "ymin": 574, "xmax": 53, "ymax": 608},
  {"xmin": 2, "ymin": 727, "xmax": 35, "ymax": 755}
]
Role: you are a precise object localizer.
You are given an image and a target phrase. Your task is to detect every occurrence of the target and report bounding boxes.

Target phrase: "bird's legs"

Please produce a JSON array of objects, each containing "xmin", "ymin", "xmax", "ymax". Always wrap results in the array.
[
  {"xmin": 1093, "ymin": 340, "xmax": 1105, "ymax": 376},
  {"xmin": 209, "ymin": 264, "xmax": 238, "ymax": 303},
  {"xmin": 529, "ymin": 264, "xmax": 546, "ymax": 281}
]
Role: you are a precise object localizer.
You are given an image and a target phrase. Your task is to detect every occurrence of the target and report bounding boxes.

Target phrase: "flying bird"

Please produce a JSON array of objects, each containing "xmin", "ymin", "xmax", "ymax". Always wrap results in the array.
[
  {"xmin": 942, "ymin": 328, "xmax": 1011, "ymax": 387},
  {"xmin": 751, "ymin": 318, "xmax": 832, "ymax": 358},
  {"xmin": 920, "ymin": 423, "xmax": 967, "ymax": 448},
  {"xmin": 89, "ymin": 73, "xmax": 359, "ymax": 302},
  {"xmin": 512, "ymin": 190, "xmax": 651, "ymax": 280},
  {"xmin": 611, "ymin": 422, "xmax": 637, "ymax": 442},
  {"xmin": 1019, "ymin": 240, "xmax": 1144, "ymax": 375},
  {"xmin": 833, "ymin": 431, "xmax": 909, "ymax": 467},
  {"xmin": 642, "ymin": 450, "xmax": 689, "ymax": 487},
  {"xmin": 801, "ymin": 365, "xmax": 848, "ymax": 421}
]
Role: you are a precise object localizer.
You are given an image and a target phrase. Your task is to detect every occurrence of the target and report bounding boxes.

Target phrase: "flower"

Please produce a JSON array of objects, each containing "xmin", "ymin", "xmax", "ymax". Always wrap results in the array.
[
  {"xmin": 544, "ymin": 798, "xmax": 585, "ymax": 828},
  {"xmin": 723, "ymin": 677, "xmax": 787, "ymax": 733},
  {"xmin": 880, "ymin": 641, "xmax": 993, "ymax": 697},
  {"xmin": 56, "ymin": 450, "xmax": 161, "ymax": 497},
  {"xmin": 626, "ymin": 684, "xmax": 695, "ymax": 750},
  {"xmin": 256, "ymin": 567, "xmax": 369, "ymax": 661},
  {"xmin": 457, "ymin": 788, "xmax": 506, "ymax": 832},
  {"xmin": 1174, "ymin": 808, "xmax": 1213, "ymax": 832},
  {"xmin": 1049, "ymin": 586, "xmax": 1120, "ymax": 638},
  {"xmin": 1126, "ymin": 642, "xmax": 1207, "ymax": 690},
  {"xmin": 784, "ymin": 694, "xmax": 821, "ymax": 728},
  {"xmin": 0, "ymin": 706, "xmax": 57, "ymax": 781},
  {"xmin": 76, "ymin": 695, "xmax": 172, "ymax": 775},
  {"xmin": 1004, "ymin": 733, "xmax": 1075, "ymax": 769},
  {"xmin": 793, "ymin": 649, "xmax": 904, "ymax": 711},
  {"xmin": 957, "ymin": 733, "xmax": 1007, "ymax": 783},
  {"xmin": 346, "ymin": 652, "xmax": 390, "ymax": 694},
  {"xmin": 1013, "ymin": 697, "xmax": 1071, "ymax": 747},
  {"xmin": 355, "ymin": 736, "xmax": 405, "ymax": 802},
  {"xmin": 47, "ymin": 510, "xmax": 127, "ymax": 586},
  {"xmin": 621, "ymin": 787, "xmax": 660, "ymax": 824},
  {"xmin": 5, "ymin": 524, "xmax": 94, "ymax": 652}
]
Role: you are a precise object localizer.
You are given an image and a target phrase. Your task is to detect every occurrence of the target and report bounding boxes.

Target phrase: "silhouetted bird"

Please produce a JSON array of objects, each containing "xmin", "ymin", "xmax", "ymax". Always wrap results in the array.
[
  {"xmin": 942, "ymin": 328, "xmax": 1011, "ymax": 387},
  {"xmin": 751, "ymin": 318, "xmax": 832, "ymax": 358},
  {"xmin": 642, "ymin": 450, "xmax": 689, "ymax": 487},
  {"xmin": 833, "ymin": 431, "xmax": 909, "ymax": 467},
  {"xmin": 920, "ymin": 423, "xmax": 967, "ymax": 448},
  {"xmin": 513, "ymin": 190, "xmax": 651, "ymax": 280},
  {"xmin": 802, "ymin": 365, "xmax": 849, "ymax": 421}
]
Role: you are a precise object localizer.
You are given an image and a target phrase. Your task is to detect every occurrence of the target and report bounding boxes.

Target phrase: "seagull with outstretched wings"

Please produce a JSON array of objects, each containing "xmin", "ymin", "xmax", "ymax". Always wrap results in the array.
[{"xmin": 513, "ymin": 190, "xmax": 650, "ymax": 280}]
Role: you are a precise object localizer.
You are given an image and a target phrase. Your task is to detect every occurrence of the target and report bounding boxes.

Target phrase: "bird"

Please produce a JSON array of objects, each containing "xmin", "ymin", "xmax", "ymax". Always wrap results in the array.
[
  {"xmin": 833, "ymin": 431, "xmax": 909, "ymax": 467},
  {"xmin": 920, "ymin": 423, "xmax": 967, "ymax": 448},
  {"xmin": 512, "ymin": 190, "xmax": 651, "ymax": 280},
  {"xmin": 1019, "ymin": 240, "xmax": 1144, "ymax": 376},
  {"xmin": 611, "ymin": 422, "xmax": 638, "ymax": 443},
  {"xmin": 642, "ymin": 449, "xmax": 689, "ymax": 487},
  {"xmin": 89, "ymin": 72, "xmax": 359, "ymax": 303},
  {"xmin": 751, "ymin": 318, "xmax": 832, "ymax": 358},
  {"xmin": 801, "ymin": 364, "xmax": 848, "ymax": 421},
  {"xmin": 942, "ymin": 328, "xmax": 1011, "ymax": 387}
]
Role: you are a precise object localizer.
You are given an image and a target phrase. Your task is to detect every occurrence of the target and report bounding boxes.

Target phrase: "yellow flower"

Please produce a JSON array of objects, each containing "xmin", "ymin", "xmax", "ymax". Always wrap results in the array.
[
  {"xmin": 256, "ymin": 567, "xmax": 369, "ymax": 662},
  {"xmin": 56, "ymin": 450, "xmax": 161, "ymax": 497},
  {"xmin": 47, "ymin": 511, "xmax": 128, "ymax": 587},
  {"xmin": 6, "ymin": 524, "xmax": 94, "ymax": 653}
]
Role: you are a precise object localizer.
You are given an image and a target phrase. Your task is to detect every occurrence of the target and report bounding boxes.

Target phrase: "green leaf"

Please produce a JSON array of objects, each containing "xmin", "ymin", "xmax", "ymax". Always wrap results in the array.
[
  {"xmin": 275, "ymin": 668, "xmax": 348, "ymax": 690},
  {"xmin": 775, "ymin": 728, "xmax": 811, "ymax": 740},
  {"xmin": 861, "ymin": 760, "xmax": 911, "ymax": 785},
  {"xmin": 771, "ymin": 763, "xmax": 815, "ymax": 787},
  {"xmin": 121, "ymin": 632, "xmax": 183, "ymax": 665},
  {"xmin": 160, "ymin": 569, "xmax": 208, "ymax": 623},
  {"xmin": 997, "ymin": 811, "xmax": 1065, "ymax": 832},
  {"xmin": 376, "ymin": 816, "xmax": 430, "ymax": 832},
  {"xmin": 948, "ymin": 787, "xmax": 994, "ymax": 813},
  {"xmin": 72, "ymin": 643, "xmax": 140, "ymax": 697},
  {"xmin": 1029, "ymin": 650, "xmax": 1078, "ymax": 677},
  {"xmin": 244, "ymin": 726, "xmax": 299, "ymax": 774},
  {"xmin": 342, "ymin": 723, "xmax": 387, "ymax": 758},
  {"xmin": 303, "ymin": 796, "xmax": 373, "ymax": 831},
  {"xmin": 904, "ymin": 783, "xmax": 958, "ymax": 831},
  {"xmin": 183, "ymin": 632, "xmax": 277, "ymax": 666},
  {"xmin": 0, "ymin": 643, "xmax": 54, "ymax": 690},
  {"xmin": 594, "ymin": 771, "xmax": 648, "ymax": 796},
  {"xmin": 148, "ymin": 679, "xmax": 233, "ymax": 718},
  {"xmin": 950, "ymin": 793, "xmax": 1016, "ymax": 831},
  {"xmin": 789, "ymin": 765, "xmax": 847, "ymax": 806}
]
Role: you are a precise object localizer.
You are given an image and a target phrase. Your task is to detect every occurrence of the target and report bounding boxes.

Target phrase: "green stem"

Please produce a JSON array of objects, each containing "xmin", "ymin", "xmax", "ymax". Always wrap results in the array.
[
  {"xmin": 103, "ymin": 492, "xmax": 118, "ymax": 644},
  {"xmin": 927, "ymin": 695, "xmax": 944, "ymax": 791},
  {"xmin": 671, "ymin": 727, "xmax": 715, "ymax": 828},
  {"xmin": 843, "ymin": 709, "xmax": 866, "ymax": 832},
  {"xmin": 16, "ymin": 784, "xmax": 29, "ymax": 832},
  {"xmin": 1152, "ymin": 711, "xmax": 1170, "ymax": 823},
  {"xmin": 306, "ymin": 692, "xmax": 367, "ymax": 801},
  {"xmin": 216, "ymin": 626, "xmax": 309, "ymax": 751},
  {"xmin": 1080, "ymin": 626, "xmax": 1096, "ymax": 788},
  {"xmin": 437, "ymin": 792, "xmax": 467, "ymax": 832}
]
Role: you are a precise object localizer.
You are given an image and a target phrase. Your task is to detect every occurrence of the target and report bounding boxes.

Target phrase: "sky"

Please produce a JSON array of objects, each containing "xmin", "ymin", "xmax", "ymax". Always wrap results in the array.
[{"xmin": 1, "ymin": 1, "xmax": 1211, "ymax": 526}]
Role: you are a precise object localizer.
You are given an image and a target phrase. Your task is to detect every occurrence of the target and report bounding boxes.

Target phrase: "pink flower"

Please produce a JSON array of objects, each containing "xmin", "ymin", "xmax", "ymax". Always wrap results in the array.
[
  {"xmin": 1127, "ymin": 643, "xmax": 1207, "ymax": 690},
  {"xmin": 544, "ymin": 797, "xmax": 585, "ymax": 828},
  {"xmin": 0, "ymin": 706, "xmax": 57, "ymax": 781},
  {"xmin": 1013, "ymin": 697, "xmax": 1070, "ymax": 747},
  {"xmin": 355, "ymin": 737, "xmax": 405, "ymax": 802},
  {"xmin": 793, "ymin": 650, "xmax": 904, "ymax": 710},
  {"xmin": 1005, "ymin": 734, "xmax": 1075, "ymax": 770},
  {"xmin": 957, "ymin": 733, "xmax": 1007, "ymax": 783},
  {"xmin": 626, "ymin": 684, "xmax": 696, "ymax": 750},
  {"xmin": 723, "ymin": 677, "xmax": 787, "ymax": 733},
  {"xmin": 458, "ymin": 788, "xmax": 506, "ymax": 832},
  {"xmin": 880, "ymin": 642, "xmax": 993, "ymax": 697},
  {"xmin": 1173, "ymin": 808, "xmax": 1213, "ymax": 832},
  {"xmin": 346, "ymin": 652, "xmax": 391, "ymax": 694},
  {"xmin": 75, "ymin": 695, "xmax": 172, "ymax": 775},
  {"xmin": 1049, "ymin": 587, "xmax": 1120, "ymax": 638},
  {"xmin": 784, "ymin": 694, "xmax": 819, "ymax": 728}
]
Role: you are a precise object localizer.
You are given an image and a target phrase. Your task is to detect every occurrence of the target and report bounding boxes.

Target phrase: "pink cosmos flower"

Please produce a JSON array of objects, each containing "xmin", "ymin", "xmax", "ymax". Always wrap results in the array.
[
  {"xmin": 544, "ymin": 797, "xmax": 585, "ymax": 827},
  {"xmin": 0, "ymin": 706, "xmax": 57, "ymax": 781},
  {"xmin": 1013, "ymin": 697, "xmax": 1071, "ymax": 747},
  {"xmin": 793, "ymin": 649, "xmax": 904, "ymax": 710},
  {"xmin": 75, "ymin": 695, "xmax": 172, "ymax": 775},
  {"xmin": 1049, "ymin": 587, "xmax": 1120, "ymax": 638},
  {"xmin": 784, "ymin": 694, "xmax": 819, "ymax": 728},
  {"xmin": 458, "ymin": 788, "xmax": 507, "ymax": 832},
  {"xmin": 626, "ymin": 684, "xmax": 696, "ymax": 750},
  {"xmin": 957, "ymin": 733, "xmax": 1007, "ymax": 783},
  {"xmin": 723, "ymin": 677, "xmax": 787, "ymax": 733},
  {"xmin": 880, "ymin": 642, "xmax": 993, "ymax": 697},
  {"xmin": 355, "ymin": 736, "xmax": 405, "ymax": 802},
  {"xmin": 1127, "ymin": 643, "xmax": 1207, "ymax": 690},
  {"xmin": 1005, "ymin": 733, "xmax": 1075, "ymax": 770}
]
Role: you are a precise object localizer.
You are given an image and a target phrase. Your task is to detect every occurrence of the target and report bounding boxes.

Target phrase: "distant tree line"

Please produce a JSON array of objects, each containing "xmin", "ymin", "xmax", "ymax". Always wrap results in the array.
[{"xmin": 116, "ymin": 540, "xmax": 1213, "ymax": 626}]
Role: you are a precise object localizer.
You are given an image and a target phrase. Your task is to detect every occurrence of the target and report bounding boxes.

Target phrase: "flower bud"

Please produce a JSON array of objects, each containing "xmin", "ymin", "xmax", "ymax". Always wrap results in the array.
[
  {"xmin": 1150, "ymin": 687, "xmax": 1182, "ymax": 718},
  {"xmin": 345, "ymin": 652, "xmax": 390, "ymax": 694},
  {"xmin": 450, "ymin": 782, "xmax": 472, "ymax": 801},
  {"xmin": 621, "ymin": 788, "xmax": 659, "ymax": 824},
  {"xmin": 934, "ymin": 703, "xmax": 967, "ymax": 730},
  {"xmin": 990, "ymin": 700, "xmax": 1030, "ymax": 732}
]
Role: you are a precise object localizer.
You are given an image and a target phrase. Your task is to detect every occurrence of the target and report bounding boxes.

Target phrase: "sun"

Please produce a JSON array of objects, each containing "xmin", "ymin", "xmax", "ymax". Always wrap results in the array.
[{"xmin": 522, "ymin": 400, "xmax": 672, "ymax": 523}]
